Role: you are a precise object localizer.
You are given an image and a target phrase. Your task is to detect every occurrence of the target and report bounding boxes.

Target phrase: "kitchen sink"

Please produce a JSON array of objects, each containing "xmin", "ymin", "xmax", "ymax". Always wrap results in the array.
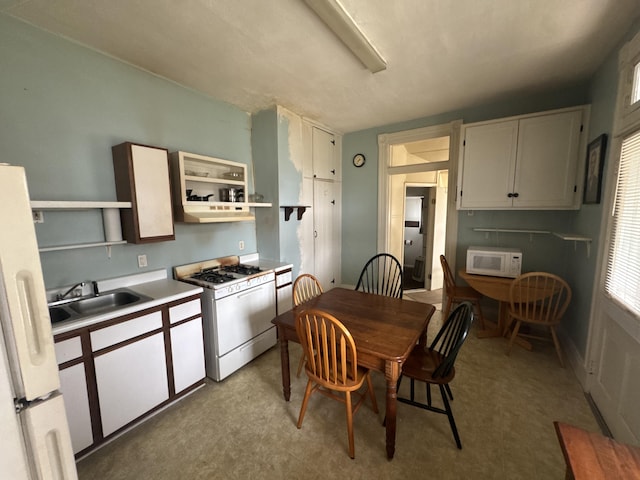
[
  {"xmin": 68, "ymin": 290, "xmax": 148, "ymax": 315},
  {"xmin": 48, "ymin": 306, "xmax": 72, "ymax": 323},
  {"xmin": 48, "ymin": 288, "xmax": 152, "ymax": 323}
]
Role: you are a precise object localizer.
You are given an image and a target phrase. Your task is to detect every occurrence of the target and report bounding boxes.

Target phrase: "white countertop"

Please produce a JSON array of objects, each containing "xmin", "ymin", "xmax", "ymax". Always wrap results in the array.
[
  {"xmin": 51, "ymin": 270, "xmax": 202, "ymax": 335},
  {"xmin": 248, "ymin": 258, "xmax": 293, "ymax": 273}
]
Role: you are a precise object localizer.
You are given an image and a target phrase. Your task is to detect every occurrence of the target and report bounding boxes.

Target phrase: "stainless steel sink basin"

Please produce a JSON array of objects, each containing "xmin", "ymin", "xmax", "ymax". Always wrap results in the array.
[
  {"xmin": 48, "ymin": 288, "xmax": 152, "ymax": 324},
  {"xmin": 68, "ymin": 290, "xmax": 148, "ymax": 315},
  {"xmin": 49, "ymin": 306, "xmax": 72, "ymax": 323}
]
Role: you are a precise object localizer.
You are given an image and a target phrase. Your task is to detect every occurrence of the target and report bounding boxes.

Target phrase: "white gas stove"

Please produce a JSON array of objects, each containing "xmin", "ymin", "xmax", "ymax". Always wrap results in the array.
[{"xmin": 174, "ymin": 254, "xmax": 276, "ymax": 381}]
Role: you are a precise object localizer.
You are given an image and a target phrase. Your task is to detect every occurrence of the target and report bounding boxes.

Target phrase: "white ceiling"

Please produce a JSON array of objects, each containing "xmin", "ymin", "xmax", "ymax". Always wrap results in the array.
[{"xmin": 3, "ymin": 0, "xmax": 640, "ymax": 133}]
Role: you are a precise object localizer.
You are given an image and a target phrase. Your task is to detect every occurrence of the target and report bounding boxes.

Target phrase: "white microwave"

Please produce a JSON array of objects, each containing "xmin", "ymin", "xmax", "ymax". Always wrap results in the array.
[{"xmin": 466, "ymin": 246, "xmax": 522, "ymax": 278}]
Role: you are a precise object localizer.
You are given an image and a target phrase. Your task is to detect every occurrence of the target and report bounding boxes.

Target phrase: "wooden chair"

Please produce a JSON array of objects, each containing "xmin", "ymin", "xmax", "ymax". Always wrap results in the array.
[
  {"xmin": 506, "ymin": 272, "xmax": 572, "ymax": 367},
  {"xmin": 355, "ymin": 253, "xmax": 403, "ymax": 298},
  {"xmin": 293, "ymin": 273, "xmax": 324, "ymax": 307},
  {"xmin": 440, "ymin": 254, "xmax": 485, "ymax": 330},
  {"xmin": 397, "ymin": 301, "xmax": 474, "ymax": 449},
  {"xmin": 292, "ymin": 274, "xmax": 324, "ymax": 377},
  {"xmin": 295, "ymin": 308, "xmax": 378, "ymax": 459}
]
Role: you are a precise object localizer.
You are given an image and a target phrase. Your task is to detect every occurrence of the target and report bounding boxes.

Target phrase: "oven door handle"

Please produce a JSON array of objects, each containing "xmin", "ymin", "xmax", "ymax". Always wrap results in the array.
[{"xmin": 237, "ymin": 286, "xmax": 266, "ymax": 299}]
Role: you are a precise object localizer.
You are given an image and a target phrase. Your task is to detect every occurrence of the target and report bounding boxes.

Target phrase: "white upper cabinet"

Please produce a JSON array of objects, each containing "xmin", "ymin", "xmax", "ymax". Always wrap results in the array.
[
  {"xmin": 312, "ymin": 126, "xmax": 338, "ymax": 180},
  {"xmin": 458, "ymin": 120, "xmax": 519, "ymax": 209},
  {"xmin": 457, "ymin": 106, "xmax": 588, "ymax": 210}
]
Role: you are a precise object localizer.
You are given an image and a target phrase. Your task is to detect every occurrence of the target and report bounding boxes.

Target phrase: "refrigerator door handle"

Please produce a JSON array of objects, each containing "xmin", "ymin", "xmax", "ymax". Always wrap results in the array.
[{"xmin": 0, "ymin": 165, "xmax": 60, "ymax": 400}]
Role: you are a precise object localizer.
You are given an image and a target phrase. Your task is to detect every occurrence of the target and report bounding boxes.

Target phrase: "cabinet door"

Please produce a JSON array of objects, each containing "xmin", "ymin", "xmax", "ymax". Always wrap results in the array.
[
  {"xmin": 59, "ymin": 363, "xmax": 93, "ymax": 454},
  {"xmin": 458, "ymin": 120, "xmax": 518, "ymax": 209},
  {"xmin": 112, "ymin": 142, "xmax": 175, "ymax": 243},
  {"xmin": 170, "ymin": 318, "xmax": 206, "ymax": 394},
  {"xmin": 513, "ymin": 110, "xmax": 582, "ymax": 208},
  {"xmin": 276, "ymin": 284, "xmax": 293, "ymax": 315},
  {"xmin": 313, "ymin": 179, "xmax": 336, "ymax": 289},
  {"xmin": 312, "ymin": 127, "xmax": 336, "ymax": 180},
  {"xmin": 94, "ymin": 332, "xmax": 168, "ymax": 437}
]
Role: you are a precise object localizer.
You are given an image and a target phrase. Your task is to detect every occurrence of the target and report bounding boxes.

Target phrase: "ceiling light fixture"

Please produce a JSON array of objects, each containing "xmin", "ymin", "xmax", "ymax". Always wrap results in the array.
[{"xmin": 304, "ymin": 0, "xmax": 387, "ymax": 73}]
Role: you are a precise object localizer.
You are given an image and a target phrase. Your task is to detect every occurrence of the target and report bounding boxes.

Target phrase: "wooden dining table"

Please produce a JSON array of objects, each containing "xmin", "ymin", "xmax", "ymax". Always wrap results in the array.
[
  {"xmin": 271, "ymin": 287, "xmax": 435, "ymax": 460},
  {"xmin": 458, "ymin": 269, "xmax": 532, "ymax": 350}
]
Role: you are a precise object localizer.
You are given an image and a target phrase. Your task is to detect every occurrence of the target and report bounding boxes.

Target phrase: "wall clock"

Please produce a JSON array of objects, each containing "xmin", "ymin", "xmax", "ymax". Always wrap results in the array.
[{"xmin": 353, "ymin": 153, "xmax": 366, "ymax": 168}]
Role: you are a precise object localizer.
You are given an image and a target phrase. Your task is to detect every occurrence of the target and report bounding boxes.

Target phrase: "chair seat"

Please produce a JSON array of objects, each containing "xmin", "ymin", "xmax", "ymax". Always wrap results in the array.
[
  {"xmin": 402, "ymin": 347, "xmax": 455, "ymax": 385},
  {"xmin": 304, "ymin": 363, "xmax": 370, "ymax": 391}
]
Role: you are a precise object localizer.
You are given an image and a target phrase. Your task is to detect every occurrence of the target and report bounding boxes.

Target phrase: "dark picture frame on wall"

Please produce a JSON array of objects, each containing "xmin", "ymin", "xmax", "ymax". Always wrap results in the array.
[{"xmin": 583, "ymin": 134, "xmax": 607, "ymax": 205}]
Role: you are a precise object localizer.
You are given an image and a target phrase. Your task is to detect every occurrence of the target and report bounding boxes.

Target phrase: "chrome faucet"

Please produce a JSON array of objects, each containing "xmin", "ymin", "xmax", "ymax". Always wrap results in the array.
[{"xmin": 56, "ymin": 282, "xmax": 86, "ymax": 301}]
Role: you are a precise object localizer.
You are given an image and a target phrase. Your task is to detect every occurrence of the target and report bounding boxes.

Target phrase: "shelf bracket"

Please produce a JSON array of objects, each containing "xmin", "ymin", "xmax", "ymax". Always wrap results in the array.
[{"xmin": 282, "ymin": 206, "xmax": 310, "ymax": 221}]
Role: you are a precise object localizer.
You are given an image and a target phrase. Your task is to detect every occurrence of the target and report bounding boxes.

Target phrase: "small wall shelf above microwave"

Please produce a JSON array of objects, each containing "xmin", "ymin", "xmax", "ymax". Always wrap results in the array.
[
  {"xmin": 472, "ymin": 228, "xmax": 593, "ymax": 257},
  {"xmin": 473, "ymin": 228, "xmax": 550, "ymax": 242}
]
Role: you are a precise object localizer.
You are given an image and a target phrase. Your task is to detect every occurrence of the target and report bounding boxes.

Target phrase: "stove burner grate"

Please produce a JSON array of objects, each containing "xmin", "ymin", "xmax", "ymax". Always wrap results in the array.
[
  {"xmin": 222, "ymin": 264, "xmax": 262, "ymax": 275},
  {"xmin": 190, "ymin": 270, "xmax": 236, "ymax": 284}
]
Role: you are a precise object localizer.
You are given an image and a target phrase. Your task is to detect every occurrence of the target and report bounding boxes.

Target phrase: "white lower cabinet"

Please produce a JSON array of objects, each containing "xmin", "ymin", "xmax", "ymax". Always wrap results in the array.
[
  {"xmin": 170, "ymin": 319, "xmax": 205, "ymax": 394},
  {"xmin": 54, "ymin": 293, "xmax": 204, "ymax": 456},
  {"xmin": 58, "ymin": 362, "xmax": 93, "ymax": 454},
  {"xmin": 94, "ymin": 332, "xmax": 169, "ymax": 437}
]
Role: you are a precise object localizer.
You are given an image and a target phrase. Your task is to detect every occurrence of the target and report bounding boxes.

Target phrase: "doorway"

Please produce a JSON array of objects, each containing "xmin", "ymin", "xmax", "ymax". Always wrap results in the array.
[
  {"xmin": 403, "ymin": 182, "xmax": 448, "ymax": 292},
  {"xmin": 377, "ymin": 121, "xmax": 462, "ymax": 299}
]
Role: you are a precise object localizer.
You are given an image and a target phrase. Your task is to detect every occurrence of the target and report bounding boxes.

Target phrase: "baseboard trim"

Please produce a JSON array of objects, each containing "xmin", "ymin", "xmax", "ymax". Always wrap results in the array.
[{"xmin": 584, "ymin": 392, "xmax": 613, "ymax": 438}]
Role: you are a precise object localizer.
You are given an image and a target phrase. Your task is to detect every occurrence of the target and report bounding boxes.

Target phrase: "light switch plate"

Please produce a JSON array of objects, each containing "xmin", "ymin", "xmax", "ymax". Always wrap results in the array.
[{"xmin": 138, "ymin": 254, "xmax": 148, "ymax": 268}]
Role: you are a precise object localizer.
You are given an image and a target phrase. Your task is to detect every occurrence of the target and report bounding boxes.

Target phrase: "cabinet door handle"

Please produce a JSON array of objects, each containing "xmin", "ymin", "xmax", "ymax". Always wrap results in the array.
[
  {"xmin": 314, "ymin": 230, "xmax": 318, "ymax": 238},
  {"xmin": 331, "ymin": 200, "xmax": 335, "ymax": 205},
  {"xmin": 330, "ymin": 169, "xmax": 336, "ymax": 175},
  {"xmin": 507, "ymin": 193, "xmax": 513, "ymax": 198},
  {"xmin": 513, "ymin": 192, "xmax": 519, "ymax": 198}
]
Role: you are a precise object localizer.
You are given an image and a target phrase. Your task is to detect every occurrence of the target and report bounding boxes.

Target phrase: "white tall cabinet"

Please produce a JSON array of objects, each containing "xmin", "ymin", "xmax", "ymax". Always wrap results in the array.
[
  {"xmin": 311, "ymin": 131, "xmax": 341, "ymax": 288},
  {"xmin": 253, "ymin": 106, "xmax": 341, "ymax": 287}
]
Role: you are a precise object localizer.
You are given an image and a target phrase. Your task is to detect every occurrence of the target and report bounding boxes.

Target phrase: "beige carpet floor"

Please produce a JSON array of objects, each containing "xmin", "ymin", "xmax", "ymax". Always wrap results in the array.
[{"xmin": 76, "ymin": 303, "xmax": 600, "ymax": 480}]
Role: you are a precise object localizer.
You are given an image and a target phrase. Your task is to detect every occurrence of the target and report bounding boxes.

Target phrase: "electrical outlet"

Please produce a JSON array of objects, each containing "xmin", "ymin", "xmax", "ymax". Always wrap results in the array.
[
  {"xmin": 138, "ymin": 254, "xmax": 148, "ymax": 268},
  {"xmin": 33, "ymin": 210, "xmax": 44, "ymax": 223},
  {"xmin": 238, "ymin": 240, "xmax": 245, "ymax": 251}
]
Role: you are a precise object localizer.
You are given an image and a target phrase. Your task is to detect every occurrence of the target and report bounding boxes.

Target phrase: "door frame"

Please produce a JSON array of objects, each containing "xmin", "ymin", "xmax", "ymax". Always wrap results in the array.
[{"xmin": 377, "ymin": 120, "xmax": 462, "ymax": 274}]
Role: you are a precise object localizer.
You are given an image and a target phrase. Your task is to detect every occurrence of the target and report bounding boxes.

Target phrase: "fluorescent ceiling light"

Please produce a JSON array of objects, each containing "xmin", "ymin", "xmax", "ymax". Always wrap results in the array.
[{"xmin": 304, "ymin": 0, "xmax": 387, "ymax": 73}]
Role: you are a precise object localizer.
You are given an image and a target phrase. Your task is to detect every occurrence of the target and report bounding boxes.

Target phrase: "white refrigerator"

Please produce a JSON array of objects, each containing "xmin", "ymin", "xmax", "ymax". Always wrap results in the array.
[{"xmin": 0, "ymin": 164, "xmax": 77, "ymax": 479}]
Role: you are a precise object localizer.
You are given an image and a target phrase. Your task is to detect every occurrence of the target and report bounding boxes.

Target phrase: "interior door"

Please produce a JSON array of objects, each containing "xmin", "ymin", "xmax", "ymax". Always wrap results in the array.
[
  {"xmin": 429, "ymin": 183, "xmax": 447, "ymax": 290},
  {"xmin": 403, "ymin": 196, "xmax": 423, "ymax": 271}
]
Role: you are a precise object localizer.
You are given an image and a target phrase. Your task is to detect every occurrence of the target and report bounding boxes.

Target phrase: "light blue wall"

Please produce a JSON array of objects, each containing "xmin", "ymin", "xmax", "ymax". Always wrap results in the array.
[
  {"xmin": 253, "ymin": 108, "xmax": 281, "ymax": 261},
  {"xmin": 342, "ymin": 87, "xmax": 589, "ymax": 285},
  {"xmin": 0, "ymin": 14, "xmax": 258, "ymax": 288},
  {"xmin": 341, "ymin": 19, "xmax": 640, "ymax": 359},
  {"xmin": 252, "ymin": 107, "xmax": 306, "ymax": 277},
  {"xmin": 564, "ymin": 19, "xmax": 640, "ymax": 357}
]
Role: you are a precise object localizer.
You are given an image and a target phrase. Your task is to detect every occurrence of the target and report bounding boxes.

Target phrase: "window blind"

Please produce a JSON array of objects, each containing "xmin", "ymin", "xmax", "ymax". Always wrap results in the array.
[{"xmin": 605, "ymin": 130, "xmax": 640, "ymax": 315}]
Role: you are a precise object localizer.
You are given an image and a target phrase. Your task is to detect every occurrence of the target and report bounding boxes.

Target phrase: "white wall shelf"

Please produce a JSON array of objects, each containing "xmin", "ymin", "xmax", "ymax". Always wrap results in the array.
[
  {"xmin": 31, "ymin": 201, "xmax": 131, "ymax": 255},
  {"xmin": 473, "ymin": 228, "xmax": 550, "ymax": 242},
  {"xmin": 31, "ymin": 201, "xmax": 132, "ymax": 210},
  {"xmin": 553, "ymin": 232, "xmax": 593, "ymax": 258},
  {"xmin": 38, "ymin": 241, "xmax": 126, "ymax": 257},
  {"xmin": 472, "ymin": 228, "xmax": 593, "ymax": 257}
]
